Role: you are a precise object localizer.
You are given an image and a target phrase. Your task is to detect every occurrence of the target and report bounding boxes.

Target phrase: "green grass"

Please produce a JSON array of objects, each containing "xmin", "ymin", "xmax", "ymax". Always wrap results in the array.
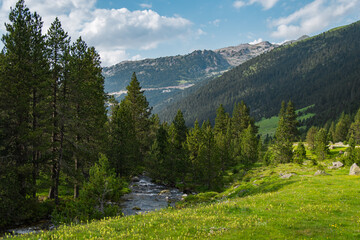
[
  {"xmin": 12, "ymin": 149, "xmax": 360, "ymax": 239},
  {"xmin": 257, "ymin": 115, "xmax": 279, "ymax": 137},
  {"xmin": 257, "ymin": 105, "xmax": 315, "ymax": 138}
]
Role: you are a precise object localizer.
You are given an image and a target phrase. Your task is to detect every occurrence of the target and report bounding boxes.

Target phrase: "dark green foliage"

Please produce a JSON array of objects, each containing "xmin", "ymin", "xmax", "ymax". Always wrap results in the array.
[
  {"xmin": 240, "ymin": 124, "xmax": 259, "ymax": 167},
  {"xmin": 0, "ymin": 0, "xmax": 107, "ymax": 227},
  {"xmin": 66, "ymin": 38, "xmax": 107, "ymax": 198},
  {"xmin": 123, "ymin": 72, "xmax": 152, "ymax": 165},
  {"xmin": 294, "ymin": 142, "xmax": 306, "ymax": 164},
  {"xmin": 0, "ymin": 0, "xmax": 52, "ymax": 227},
  {"xmin": 146, "ymin": 124, "xmax": 171, "ymax": 182},
  {"xmin": 315, "ymin": 128, "xmax": 328, "ymax": 161},
  {"xmin": 159, "ymin": 21, "xmax": 360, "ymax": 126},
  {"xmin": 81, "ymin": 154, "xmax": 127, "ymax": 215},
  {"xmin": 334, "ymin": 113, "xmax": 351, "ymax": 142},
  {"xmin": 348, "ymin": 109, "xmax": 360, "ymax": 144},
  {"xmin": 214, "ymin": 104, "xmax": 229, "ymax": 135},
  {"xmin": 273, "ymin": 101, "xmax": 298, "ymax": 164},
  {"xmin": 108, "ymin": 100, "xmax": 138, "ymax": 176},
  {"xmin": 46, "ymin": 17, "xmax": 71, "ymax": 204},
  {"xmin": 168, "ymin": 110, "xmax": 188, "ymax": 183},
  {"xmin": 306, "ymin": 126, "xmax": 318, "ymax": 151},
  {"xmin": 52, "ymin": 154, "xmax": 127, "ymax": 225},
  {"xmin": 197, "ymin": 121, "xmax": 222, "ymax": 190}
]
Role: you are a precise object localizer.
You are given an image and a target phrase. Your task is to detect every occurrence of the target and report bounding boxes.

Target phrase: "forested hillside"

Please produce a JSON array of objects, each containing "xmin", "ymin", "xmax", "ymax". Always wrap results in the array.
[
  {"xmin": 159, "ymin": 21, "xmax": 360, "ymax": 126},
  {"xmin": 103, "ymin": 42, "xmax": 276, "ymax": 112}
]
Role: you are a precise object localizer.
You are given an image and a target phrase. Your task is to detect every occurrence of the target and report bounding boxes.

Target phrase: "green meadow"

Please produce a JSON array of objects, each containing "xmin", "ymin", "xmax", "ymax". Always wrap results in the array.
[{"xmin": 9, "ymin": 147, "xmax": 360, "ymax": 240}]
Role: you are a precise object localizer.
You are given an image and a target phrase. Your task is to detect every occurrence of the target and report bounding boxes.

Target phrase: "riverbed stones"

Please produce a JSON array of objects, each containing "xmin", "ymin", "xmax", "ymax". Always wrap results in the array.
[
  {"xmin": 349, "ymin": 163, "xmax": 360, "ymax": 175},
  {"xmin": 328, "ymin": 161, "xmax": 344, "ymax": 169},
  {"xmin": 131, "ymin": 176, "xmax": 140, "ymax": 182},
  {"xmin": 159, "ymin": 189, "xmax": 170, "ymax": 195}
]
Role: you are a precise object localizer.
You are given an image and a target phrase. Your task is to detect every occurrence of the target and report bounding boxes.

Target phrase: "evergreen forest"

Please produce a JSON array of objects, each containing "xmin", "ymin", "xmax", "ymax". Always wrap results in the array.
[
  {"xmin": 1, "ymin": 1, "xmax": 360, "ymax": 239},
  {"xmin": 159, "ymin": 21, "xmax": 360, "ymax": 127}
]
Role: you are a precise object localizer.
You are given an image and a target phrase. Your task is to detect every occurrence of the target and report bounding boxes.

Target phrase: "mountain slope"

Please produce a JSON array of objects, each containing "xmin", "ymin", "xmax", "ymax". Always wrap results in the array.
[
  {"xmin": 159, "ymin": 21, "xmax": 360, "ymax": 126},
  {"xmin": 103, "ymin": 42, "xmax": 276, "ymax": 111}
]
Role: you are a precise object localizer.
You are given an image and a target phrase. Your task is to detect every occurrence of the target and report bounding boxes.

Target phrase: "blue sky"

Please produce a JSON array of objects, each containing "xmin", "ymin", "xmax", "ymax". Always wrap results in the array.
[{"xmin": 1, "ymin": 0, "xmax": 360, "ymax": 66}]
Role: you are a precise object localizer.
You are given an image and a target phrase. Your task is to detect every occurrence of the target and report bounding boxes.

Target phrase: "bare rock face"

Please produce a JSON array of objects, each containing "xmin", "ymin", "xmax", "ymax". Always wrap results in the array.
[
  {"xmin": 328, "ymin": 161, "xmax": 344, "ymax": 169},
  {"xmin": 314, "ymin": 170, "xmax": 331, "ymax": 176},
  {"xmin": 349, "ymin": 163, "xmax": 360, "ymax": 175}
]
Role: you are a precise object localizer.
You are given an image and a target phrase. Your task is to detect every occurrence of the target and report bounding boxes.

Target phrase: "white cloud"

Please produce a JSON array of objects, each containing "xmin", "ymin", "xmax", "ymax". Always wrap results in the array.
[
  {"xmin": 80, "ymin": 8, "xmax": 192, "ymax": 50},
  {"xmin": 233, "ymin": 0, "xmax": 279, "ymax": 10},
  {"xmin": 140, "ymin": 3, "xmax": 152, "ymax": 9},
  {"xmin": 249, "ymin": 0, "xmax": 279, "ymax": 10},
  {"xmin": 0, "ymin": 0, "xmax": 194, "ymax": 66},
  {"xmin": 99, "ymin": 49, "xmax": 129, "ymax": 66},
  {"xmin": 233, "ymin": 1, "xmax": 246, "ymax": 9},
  {"xmin": 249, "ymin": 38, "xmax": 263, "ymax": 45},
  {"xmin": 210, "ymin": 19, "xmax": 221, "ymax": 27},
  {"xmin": 271, "ymin": 0, "xmax": 360, "ymax": 39}
]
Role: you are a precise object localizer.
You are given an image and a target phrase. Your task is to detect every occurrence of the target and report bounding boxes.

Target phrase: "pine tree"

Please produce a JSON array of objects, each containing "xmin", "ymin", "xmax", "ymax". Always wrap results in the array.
[
  {"xmin": 81, "ymin": 154, "xmax": 126, "ymax": 215},
  {"xmin": 168, "ymin": 110, "xmax": 188, "ymax": 183},
  {"xmin": 214, "ymin": 104, "xmax": 229, "ymax": 136},
  {"xmin": 284, "ymin": 101, "xmax": 299, "ymax": 142},
  {"xmin": 232, "ymin": 101, "xmax": 257, "ymax": 138},
  {"xmin": 334, "ymin": 113, "xmax": 351, "ymax": 142},
  {"xmin": 240, "ymin": 124, "xmax": 259, "ymax": 167},
  {"xmin": 273, "ymin": 101, "xmax": 297, "ymax": 164},
  {"xmin": 306, "ymin": 126, "xmax": 318, "ymax": 151},
  {"xmin": 46, "ymin": 17, "xmax": 71, "ymax": 203},
  {"xmin": 108, "ymin": 100, "xmax": 138, "ymax": 176},
  {"xmin": 146, "ymin": 123, "xmax": 170, "ymax": 181},
  {"xmin": 0, "ymin": 0, "xmax": 51, "ymax": 224},
  {"xmin": 215, "ymin": 119, "xmax": 233, "ymax": 172},
  {"xmin": 123, "ymin": 72, "xmax": 152, "ymax": 166},
  {"xmin": 67, "ymin": 38, "xmax": 107, "ymax": 198},
  {"xmin": 348, "ymin": 108, "xmax": 360, "ymax": 144},
  {"xmin": 186, "ymin": 120, "xmax": 202, "ymax": 185},
  {"xmin": 315, "ymin": 128, "xmax": 328, "ymax": 161},
  {"xmin": 197, "ymin": 121, "xmax": 221, "ymax": 190},
  {"xmin": 294, "ymin": 142, "xmax": 306, "ymax": 164}
]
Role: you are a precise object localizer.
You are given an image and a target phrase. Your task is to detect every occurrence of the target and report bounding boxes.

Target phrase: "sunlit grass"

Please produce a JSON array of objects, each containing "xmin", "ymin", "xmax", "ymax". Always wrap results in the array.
[{"xmin": 12, "ymin": 153, "xmax": 360, "ymax": 240}]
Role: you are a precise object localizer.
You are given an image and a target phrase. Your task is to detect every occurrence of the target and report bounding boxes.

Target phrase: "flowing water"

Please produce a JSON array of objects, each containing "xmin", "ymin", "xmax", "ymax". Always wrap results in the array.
[
  {"xmin": 120, "ymin": 175, "xmax": 183, "ymax": 216},
  {"xmin": 3, "ymin": 175, "xmax": 182, "ymax": 236}
]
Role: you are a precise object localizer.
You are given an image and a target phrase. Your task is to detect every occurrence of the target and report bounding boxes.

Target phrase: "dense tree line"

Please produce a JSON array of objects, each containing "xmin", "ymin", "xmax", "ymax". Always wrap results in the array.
[
  {"xmin": 0, "ymin": 0, "xmax": 107, "ymax": 228},
  {"xmin": 142, "ymin": 102, "xmax": 260, "ymax": 191}
]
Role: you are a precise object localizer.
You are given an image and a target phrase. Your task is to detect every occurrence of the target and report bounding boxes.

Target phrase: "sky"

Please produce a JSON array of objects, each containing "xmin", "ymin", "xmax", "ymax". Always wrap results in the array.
[{"xmin": 0, "ymin": 0, "xmax": 359, "ymax": 66}]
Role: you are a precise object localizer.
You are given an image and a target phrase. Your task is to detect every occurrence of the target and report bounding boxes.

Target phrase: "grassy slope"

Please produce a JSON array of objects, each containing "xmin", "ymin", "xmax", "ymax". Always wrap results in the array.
[
  {"xmin": 257, "ymin": 105, "xmax": 315, "ymax": 138},
  {"xmin": 12, "ymin": 149, "xmax": 360, "ymax": 239}
]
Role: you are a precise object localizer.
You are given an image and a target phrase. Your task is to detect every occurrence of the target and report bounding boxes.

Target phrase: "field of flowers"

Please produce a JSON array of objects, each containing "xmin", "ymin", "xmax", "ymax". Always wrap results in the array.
[{"xmin": 9, "ymin": 159, "xmax": 360, "ymax": 240}]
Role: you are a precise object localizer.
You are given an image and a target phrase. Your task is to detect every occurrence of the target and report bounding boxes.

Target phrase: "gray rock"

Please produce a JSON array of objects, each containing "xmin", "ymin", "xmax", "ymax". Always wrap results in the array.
[
  {"xmin": 279, "ymin": 173, "xmax": 296, "ymax": 179},
  {"xmin": 131, "ymin": 176, "xmax": 140, "ymax": 182},
  {"xmin": 314, "ymin": 170, "xmax": 331, "ymax": 176},
  {"xmin": 158, "ymin": 189, "xmax": 170, "ymax": 195},
  {"xmin": 349, "ymin": 163, "xmax": 360, "ymax": 175},
  {"xmin": 328, "ymin": 161, "xmax": 344, "ymax": 169}
]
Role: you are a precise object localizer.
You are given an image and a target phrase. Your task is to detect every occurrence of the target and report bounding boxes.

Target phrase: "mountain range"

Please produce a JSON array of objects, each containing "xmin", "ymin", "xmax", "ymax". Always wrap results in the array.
[{"xmin": 103, "ymin": 40, "xmax": 279, "ymax": 112}]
